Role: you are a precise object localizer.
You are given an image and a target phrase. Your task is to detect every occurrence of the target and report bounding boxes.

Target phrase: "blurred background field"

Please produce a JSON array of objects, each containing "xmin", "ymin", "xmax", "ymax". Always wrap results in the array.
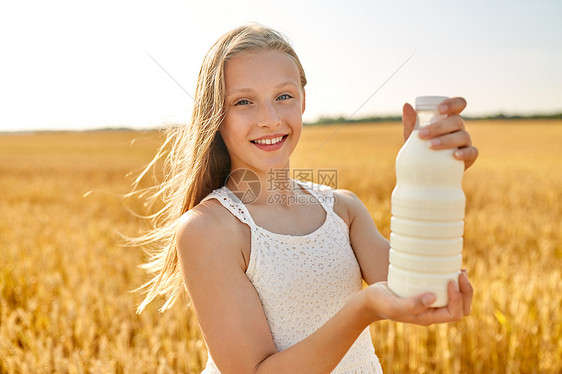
[{"xmin": 0, "ymin": 121, "xmax": 560, "ymax": 373}]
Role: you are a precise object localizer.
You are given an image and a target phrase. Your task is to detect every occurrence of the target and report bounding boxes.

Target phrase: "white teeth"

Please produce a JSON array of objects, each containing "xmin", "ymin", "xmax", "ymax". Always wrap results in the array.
[{"xmin": 254, "ymin": 136, "xmax": 284, "ymax": 145}]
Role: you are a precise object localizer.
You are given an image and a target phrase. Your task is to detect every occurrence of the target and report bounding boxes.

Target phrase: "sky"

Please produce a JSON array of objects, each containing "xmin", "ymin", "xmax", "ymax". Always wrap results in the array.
[{"xmin": 1, "ymin": 0, "xmax": 561, "ymax": 132}]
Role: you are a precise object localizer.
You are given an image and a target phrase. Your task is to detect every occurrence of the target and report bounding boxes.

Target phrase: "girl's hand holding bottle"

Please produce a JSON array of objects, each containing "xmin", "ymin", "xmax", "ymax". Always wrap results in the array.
[
  {"xmin": 362, "ymin": 269, "xmax": 473, "ymax": 326},
  {"xmin": 402, "ymin": 97, "xmax": 478, "ymax": 170}
]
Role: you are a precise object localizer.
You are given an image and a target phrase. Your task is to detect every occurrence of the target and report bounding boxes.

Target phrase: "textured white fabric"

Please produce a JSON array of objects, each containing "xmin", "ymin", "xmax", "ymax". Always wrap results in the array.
[{"xmin": 199, "ymin": 180, "xmax": 383, "ymax": 373}]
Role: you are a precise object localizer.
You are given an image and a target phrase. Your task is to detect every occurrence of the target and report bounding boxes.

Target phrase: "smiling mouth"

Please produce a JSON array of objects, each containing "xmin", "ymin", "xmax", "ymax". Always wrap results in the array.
[{"xmin": 250, "ymin": 135, "xmax": 288, "ymax": 145}]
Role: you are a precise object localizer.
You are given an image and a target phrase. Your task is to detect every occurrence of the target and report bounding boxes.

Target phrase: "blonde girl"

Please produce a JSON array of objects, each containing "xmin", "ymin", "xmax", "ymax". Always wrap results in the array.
[{"xmin": 134, "ymin": 23, "xmax": 477, "ymax": 373}]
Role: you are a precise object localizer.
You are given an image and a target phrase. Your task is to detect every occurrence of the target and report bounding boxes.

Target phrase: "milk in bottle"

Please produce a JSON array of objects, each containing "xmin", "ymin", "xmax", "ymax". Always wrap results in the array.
[{"xmin": 388, "ymin": 96, "xmax": 465, "ymax": 307}]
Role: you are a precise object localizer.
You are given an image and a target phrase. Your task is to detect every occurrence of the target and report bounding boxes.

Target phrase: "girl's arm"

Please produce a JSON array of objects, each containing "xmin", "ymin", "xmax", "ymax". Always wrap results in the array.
[
  {"xmin": 178, "ymin": 200, "xmax": 471, "ymax": 374},
  {"xmin": 333, "ymin": 189, "xmax": 390, "ymax": 285}
]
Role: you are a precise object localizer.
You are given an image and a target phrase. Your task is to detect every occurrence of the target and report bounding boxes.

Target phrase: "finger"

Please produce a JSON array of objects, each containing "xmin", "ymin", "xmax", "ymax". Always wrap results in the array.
[
  {"xmin": 459, "ymin": 269, "xmax": 473, "ymax": 316},
  {"xmin": 374, "ymin": 283, "xmax": 432, "ymax": 320},
  {"xmin": 417, "ymin": 292, "xmax": 437, "ymax": 311},
  {"xmin": 454, "ymin": 146, "xmax": 478, "ymax": 170},
  {"xmin": 419, "ymin": 115, "xmax": 465, "ymax": 140},
  {"xmin": 408, "ymin": 302, "xmax": 456, "ymax": 326},
  {"xmin": 438, "ymin": 97, "xmax": 467, "ymax": 116},
  {"xmin": 392, "ymin": 292, "xmax": 436, "ymax": 322},
  {"xmin": 402, "ymin": 103, "xmax": 417, "ymax": 142},
  {"xmin": 428, "ymin": 130, "xmax": 472, "ymax": 150},
  {"xmin": 446, "ymin": 280, "xmax": 464, "ymax": 321}
]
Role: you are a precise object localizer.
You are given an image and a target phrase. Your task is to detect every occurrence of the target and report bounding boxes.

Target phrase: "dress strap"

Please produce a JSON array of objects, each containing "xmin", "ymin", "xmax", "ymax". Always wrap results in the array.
[
  {"xmin": 200, "ymin": 186, "xmax": 258, "ymax": 229},
  {"xmin": 201, "ymin": 181, "xmax": 334, "ymax": 226}
]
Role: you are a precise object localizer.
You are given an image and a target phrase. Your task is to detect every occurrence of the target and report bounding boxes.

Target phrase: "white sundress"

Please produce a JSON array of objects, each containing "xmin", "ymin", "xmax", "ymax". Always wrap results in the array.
[{"xmin": 199, "ymin": 179, "xmax": 383, "ymax": 373}]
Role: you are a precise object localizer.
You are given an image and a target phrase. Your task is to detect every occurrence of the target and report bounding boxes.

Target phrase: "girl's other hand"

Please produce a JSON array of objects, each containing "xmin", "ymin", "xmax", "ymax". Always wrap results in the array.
[
  {"xmin": 402, "ymin": 97, "xmax": 478, "ymax": 170},
  {"xmin": 363, "ymin": 269, "xmax": 473, "ymax": 326}
]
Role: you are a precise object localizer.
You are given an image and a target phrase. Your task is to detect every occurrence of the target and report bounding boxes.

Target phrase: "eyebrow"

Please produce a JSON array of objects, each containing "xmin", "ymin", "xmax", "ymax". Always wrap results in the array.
[{"xmin": 226, "ymin": 81, "xmax": 299, "ymax": 97}]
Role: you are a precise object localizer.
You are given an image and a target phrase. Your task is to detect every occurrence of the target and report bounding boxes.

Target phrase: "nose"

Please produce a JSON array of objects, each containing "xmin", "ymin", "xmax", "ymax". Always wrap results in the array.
[{"xmin": 257, "ymin": 101, "xmax": 281, "ymax": 128}]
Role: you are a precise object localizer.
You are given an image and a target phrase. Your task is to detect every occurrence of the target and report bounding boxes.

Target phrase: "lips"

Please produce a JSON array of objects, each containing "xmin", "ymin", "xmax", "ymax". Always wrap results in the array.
[
  {"xmin": 250, "ymin": 134, "xmax": 288, "ymax": 145},
  {"xmin": 250, "ymin": 134, "xmax": 288, "ymax": 151}
]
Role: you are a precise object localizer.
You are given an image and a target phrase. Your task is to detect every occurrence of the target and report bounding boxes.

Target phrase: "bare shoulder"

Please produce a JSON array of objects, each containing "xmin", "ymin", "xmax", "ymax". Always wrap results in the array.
[
  {"xmin": 176, "ymin": 199, "xmax": 232, "ymax": 246},
  {"xmin": 332, "ymin": 188, "xmax": 363, "ymax": 227},
  {"xmin": 176, "ymin": 198, "xmax": 249, "ymax": 274},
  {"xmin": 177, "ymin": 198, "xmax": 232, "ymax": 236}
]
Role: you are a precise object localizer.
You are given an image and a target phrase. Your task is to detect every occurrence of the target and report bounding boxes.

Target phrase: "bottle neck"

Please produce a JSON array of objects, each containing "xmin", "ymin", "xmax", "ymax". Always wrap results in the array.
[{"xmin": 415, "ymin": 109, "xmax": 447, "ymax": 129}]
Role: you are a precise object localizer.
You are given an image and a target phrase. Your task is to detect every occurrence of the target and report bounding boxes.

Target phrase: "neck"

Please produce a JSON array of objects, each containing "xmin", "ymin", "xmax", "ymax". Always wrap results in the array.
[{"xmin": 225, "ymin": 162, "xmax": 302, "ymax": 207}]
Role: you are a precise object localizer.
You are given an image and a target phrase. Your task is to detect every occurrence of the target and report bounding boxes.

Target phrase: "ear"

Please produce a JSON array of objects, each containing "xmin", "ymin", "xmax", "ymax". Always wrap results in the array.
[{"xmin": 301, "ymin": 89, "xmax": 306, "ymax": 114}]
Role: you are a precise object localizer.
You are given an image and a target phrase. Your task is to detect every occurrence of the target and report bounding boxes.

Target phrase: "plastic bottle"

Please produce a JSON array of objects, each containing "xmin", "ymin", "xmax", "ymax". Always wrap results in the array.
[{"xmin": 388, "ymin": 96, "xmax": 465, "ymax": 307}]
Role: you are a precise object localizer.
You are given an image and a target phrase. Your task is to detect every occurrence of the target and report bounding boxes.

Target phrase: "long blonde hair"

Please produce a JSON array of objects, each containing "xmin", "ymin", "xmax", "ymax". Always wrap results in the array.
[{"xmin": 132, "ymin": 23, "xmax": 307, "ymax": 313}]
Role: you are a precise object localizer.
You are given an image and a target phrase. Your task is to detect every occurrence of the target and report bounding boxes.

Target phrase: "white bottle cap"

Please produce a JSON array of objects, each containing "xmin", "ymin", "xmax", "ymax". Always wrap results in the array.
[{"xmin": 415, "ymin": 96, "xmax": 449, "ymax": 110}]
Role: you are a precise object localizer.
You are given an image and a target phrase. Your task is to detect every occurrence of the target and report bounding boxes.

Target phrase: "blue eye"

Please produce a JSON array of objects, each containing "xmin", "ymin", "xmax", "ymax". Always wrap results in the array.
[
  {"xmin": 277, "ymin": 94, "xmax": 292, "ymax": 101},
  {"xmin": 234, "ymin": 99, "xmax": 250, "ymax": 106}
]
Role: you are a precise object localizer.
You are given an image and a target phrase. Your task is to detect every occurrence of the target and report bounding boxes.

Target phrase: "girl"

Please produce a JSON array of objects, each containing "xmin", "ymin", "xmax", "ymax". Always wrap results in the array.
[{"xmin": 134, "ymin": 23, "xmax": 477, "ymax": 373}]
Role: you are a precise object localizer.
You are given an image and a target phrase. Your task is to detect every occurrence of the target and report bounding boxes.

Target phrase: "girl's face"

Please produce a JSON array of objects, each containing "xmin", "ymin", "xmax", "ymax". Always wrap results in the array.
[{"xmin": 219, "ymin": 50, "xmax": 305, "ymax": 174}]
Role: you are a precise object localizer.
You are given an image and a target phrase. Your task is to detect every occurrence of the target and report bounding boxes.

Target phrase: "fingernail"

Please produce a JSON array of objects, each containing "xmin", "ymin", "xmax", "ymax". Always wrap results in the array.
[
  {"xmin": 462, "ymin": 271, "xmax": 469, "ymax": 281},
  {"xmin": 439, "ymin": 104, "xmax": 448, "ymax": 113},
  {"xmin": 422, "ymin": 293, "xmax": 436, "ymax": 306},
  {"xmin": 430, "ymin": 138, "xmax": 441, "ymax": 147},
  {"xmin": 454, "ymin": 150, "xmax": 463, "ymax": 157},
  {"xmin": 419, "ymin": 128, "xmax": 429, "ymax": 138}
]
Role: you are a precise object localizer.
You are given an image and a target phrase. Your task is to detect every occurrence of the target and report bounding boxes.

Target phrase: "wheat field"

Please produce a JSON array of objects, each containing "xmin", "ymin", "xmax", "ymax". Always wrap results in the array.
[{"xmin": 0, "ymin": 121, "xmax": 560, "ymax": 373}]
